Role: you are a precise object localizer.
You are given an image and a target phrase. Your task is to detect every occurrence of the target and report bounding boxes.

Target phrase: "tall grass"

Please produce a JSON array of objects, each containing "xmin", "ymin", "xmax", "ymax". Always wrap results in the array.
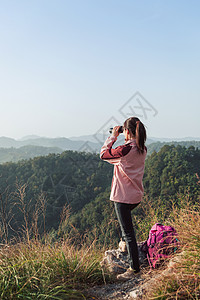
[
  {"xmin": 0, "ymin": 238, "xmax": 110, "ymax": 299},
  {"xmin": 146, "ymin": 196, "xmax": 200, "ymax": 299},
  {"xmin": 1, "ymin": 182, "xmax": 199, "ymax": 299},
  {"xmin": 0, "ymin": 185, "xmax": 112, "ymax": 299},
  {"xmin": 133, "ymin": 195, "xmax": 168, "ymax": 242}
]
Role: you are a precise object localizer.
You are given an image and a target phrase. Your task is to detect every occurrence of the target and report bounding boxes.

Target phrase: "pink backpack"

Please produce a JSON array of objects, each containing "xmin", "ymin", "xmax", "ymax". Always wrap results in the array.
[{"xmin": 142, "ymin": 223, "xmax": 179, "ymax": 268}]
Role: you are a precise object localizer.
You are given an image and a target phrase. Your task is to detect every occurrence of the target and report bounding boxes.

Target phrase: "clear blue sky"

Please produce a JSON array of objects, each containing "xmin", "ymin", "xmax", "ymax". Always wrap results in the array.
[{"xmin": 0, "ymin": 0, "xmax": 199, "ymax": 139}]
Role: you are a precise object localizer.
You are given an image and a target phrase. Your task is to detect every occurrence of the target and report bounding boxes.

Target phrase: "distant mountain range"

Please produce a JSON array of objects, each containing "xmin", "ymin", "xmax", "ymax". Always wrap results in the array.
[
  {"xmin": 0, "ymin": 136, "xmax": 99, "ymax": 152},
  {"xmin": 69, "ymin": 134, "xmax": 200, "ymax": 144},
  {"xmin": 0, "ymin": 135, "xmax": 199, "ymax": 164},
  {"xmin": 0, "ymin": 145, "xmax": 62, "ymax": 164},
  {"xmin": 1, "ymin": 134, "xmax": 200, "ymax": 150}
]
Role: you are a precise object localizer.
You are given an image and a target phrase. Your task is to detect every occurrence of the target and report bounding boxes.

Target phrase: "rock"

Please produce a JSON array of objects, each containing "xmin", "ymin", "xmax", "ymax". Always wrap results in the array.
[
  {"xmin": 129, "ymin": 288, "xmax": 143, "ymax": 299},
  {"xmin": 88, "ymin": 243, "xmax": 185, "ymax": 300},
  {"xmin": 100, "ymin": 241, "xmax": 148, "ymax": 274},
  {"xmin": 100, "ymin": 248, "xmax": 129, "ymax": 274},
  {"xmin": 86, "ymin": 276, "xmax": 145, "ymax": 300}
]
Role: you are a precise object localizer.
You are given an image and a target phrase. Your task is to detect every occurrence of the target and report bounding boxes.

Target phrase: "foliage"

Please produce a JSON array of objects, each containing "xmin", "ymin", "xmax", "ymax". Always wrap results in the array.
[
  {"xmin": 0, "ymin": 151, "xmax": 113, "ymax": 240},
  {"xmin": 62, "ymin": 145, "xmax": 200, "ymax": 245},
  {"xmin": 58, "ymin": 188, "xmax": 120, "ymax": 248},
  {"xmin": 0, "ymin": 144, "xmax": 199, "ymax": 246},
  {"xmin": 0, "ymin": 143, "xmax": 199, "ymax": 298},
  {"xmin": 143, "ymin": 145, "xmax": 200, "ymax": 203},
  {"xmin": 147, "ymin": 140, "xmax": 200, "ymax": 155}
]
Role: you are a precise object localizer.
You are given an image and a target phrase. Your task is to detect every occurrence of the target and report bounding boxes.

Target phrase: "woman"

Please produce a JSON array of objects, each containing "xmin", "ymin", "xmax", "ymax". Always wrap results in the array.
[{"xmin": 100, "ymin": 117, "xmax": 147, "ymax": 280}]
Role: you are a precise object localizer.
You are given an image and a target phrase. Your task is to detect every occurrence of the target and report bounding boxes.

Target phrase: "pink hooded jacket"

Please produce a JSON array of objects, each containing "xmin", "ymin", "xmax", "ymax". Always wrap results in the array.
[{"xmin": 100, "ymin": 136, "xmax": 147, "ymax": 204}]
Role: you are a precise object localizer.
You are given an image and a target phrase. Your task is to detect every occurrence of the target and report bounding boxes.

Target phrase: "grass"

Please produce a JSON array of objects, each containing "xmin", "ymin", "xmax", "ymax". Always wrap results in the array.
[
  {"xmin": 0, "ymin": 184, "xmax": 199, "ymax": 299},
  {"xmin": 0, "ymin": 238, "xmax": 111, "ymax": 299},
  {"xmin": 145, "ymin": 197, "xmax": 200, "ymax": 299},
  {"xmin": 0, "ymin": 185, "xmax": 113, "ymax": 299}
]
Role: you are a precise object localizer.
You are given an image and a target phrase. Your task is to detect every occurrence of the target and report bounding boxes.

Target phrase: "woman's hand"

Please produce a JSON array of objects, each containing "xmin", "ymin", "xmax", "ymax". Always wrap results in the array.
[{"xmin": 111, "ymin": 126, "xmax": 120, "ymax": 138}]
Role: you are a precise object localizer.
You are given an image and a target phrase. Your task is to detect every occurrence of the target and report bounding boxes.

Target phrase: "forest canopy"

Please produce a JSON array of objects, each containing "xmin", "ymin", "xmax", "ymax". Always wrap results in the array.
[{"xmin": 0, "ymin": 144, "xmax": 199, "ymax": 245}]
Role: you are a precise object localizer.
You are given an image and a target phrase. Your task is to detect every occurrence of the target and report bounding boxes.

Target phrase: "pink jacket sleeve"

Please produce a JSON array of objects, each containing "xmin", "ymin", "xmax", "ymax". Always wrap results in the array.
[{"xmin": 100, "ymin": 136, "xmax": 132, "ymax": 165}]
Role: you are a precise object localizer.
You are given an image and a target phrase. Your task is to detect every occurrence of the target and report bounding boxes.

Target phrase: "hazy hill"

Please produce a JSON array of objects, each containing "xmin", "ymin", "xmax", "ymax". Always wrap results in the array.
[
  {"xmin": 19, "ymin": 135, "xmax": 42, "ymax": 141},
  {"xmin": 0, "ymin": 136, "xmax": 100, "ymax": 151},
  {"xmin": 69, "ymin": 133, "xmax": 200, "ymax": 144},
  {"xmin": 0, "ymin": 145, "xmax": 62, "ymax": 164},
  {"xmin": 1, "ymin": 134, "xmax": 200, "ymax": 151},
  {"xmin": 0, "ymin": 135, "xmax": 200, "ymax": 165}
]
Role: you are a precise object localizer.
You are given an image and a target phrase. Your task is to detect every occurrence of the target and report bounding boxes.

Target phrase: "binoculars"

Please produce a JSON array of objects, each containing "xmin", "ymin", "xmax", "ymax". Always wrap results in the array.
[{"xmin": 109, "ymin": 126, "xmax": 124, "ymax": 134}]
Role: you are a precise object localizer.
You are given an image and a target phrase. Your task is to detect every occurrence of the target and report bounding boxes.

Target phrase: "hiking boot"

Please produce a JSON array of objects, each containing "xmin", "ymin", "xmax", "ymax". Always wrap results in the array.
[{"xmin": 116, "ymin": 267, "xmax": 140, "ymax": 281}]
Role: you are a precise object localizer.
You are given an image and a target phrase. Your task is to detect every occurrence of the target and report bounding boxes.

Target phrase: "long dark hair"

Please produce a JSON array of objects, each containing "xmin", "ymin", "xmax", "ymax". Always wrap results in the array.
[{"xmin": 123, "ymin": 117, "xmax": 147, "ymax": 154}]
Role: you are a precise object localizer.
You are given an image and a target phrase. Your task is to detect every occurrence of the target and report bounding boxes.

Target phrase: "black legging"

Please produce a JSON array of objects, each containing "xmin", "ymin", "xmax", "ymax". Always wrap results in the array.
[{"xmin": 114, "ymin": 201, "xmax": 140, "ymax": 273}]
